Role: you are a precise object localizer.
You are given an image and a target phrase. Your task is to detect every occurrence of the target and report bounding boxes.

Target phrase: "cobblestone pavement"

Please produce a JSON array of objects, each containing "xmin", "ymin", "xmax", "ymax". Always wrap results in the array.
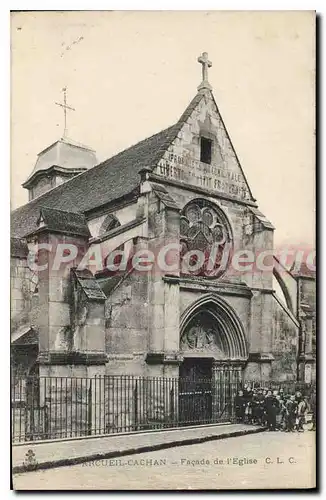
[{"xmin": 13, "ymin": 430, "xmax": 316, "ymax": 490}]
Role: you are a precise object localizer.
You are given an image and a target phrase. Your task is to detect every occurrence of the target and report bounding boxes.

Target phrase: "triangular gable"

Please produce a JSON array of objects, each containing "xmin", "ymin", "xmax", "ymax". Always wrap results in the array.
[
  {"xmin": 12, "ymin": 90, "xmax": 256, "ymax": 241},
  {"xmin": 152, "ymin": 90, "xmax": 255, "ymax": 203}
]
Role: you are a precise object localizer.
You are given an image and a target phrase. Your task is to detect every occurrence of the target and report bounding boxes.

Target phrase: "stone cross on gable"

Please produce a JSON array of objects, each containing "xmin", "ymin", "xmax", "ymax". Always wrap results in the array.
[
  {"xmin": 55, "ymin": 86, "xmax": 75, "ymax": 139},
  {"xmin": 197, "ymin": 52, "xmax": 212, "ymax": 91}
]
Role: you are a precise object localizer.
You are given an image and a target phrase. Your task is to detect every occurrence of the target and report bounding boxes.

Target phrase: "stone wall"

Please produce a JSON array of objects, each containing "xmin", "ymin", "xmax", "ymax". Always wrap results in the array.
[
  {"xmin": 299, "ymin": 277, "xmax": 316, "ymax": 312},
  {"xmin": 104, "ymin": 269, "xmax": 149, "ymax": 376},
  {"xmin": 11, "ymin": 85, "xmax": 300, "ymax": 389},
  {"xmin": 11, "ymin": 239, "xmax": 41, "ymax": 379},
  {"xmin": 11, "ymin": 255, "xmax": 34, "ymax": 323},
  {"xmin": 298, "ymin": 276, "xmax": 316, "ymax": 382},
  {"xmin": 35, "ymin": 231, "xmax": 89, "ymax": 354},
  {"xmin": 271, "ymin": 297, "xmax": 298, "ymax": 381}
]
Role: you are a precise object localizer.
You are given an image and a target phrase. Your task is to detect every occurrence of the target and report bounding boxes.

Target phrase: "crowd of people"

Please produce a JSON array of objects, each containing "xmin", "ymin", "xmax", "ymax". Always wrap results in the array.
[{"xmin": 234, "ymin": 386, "xmax": 316, "ymax": 432}]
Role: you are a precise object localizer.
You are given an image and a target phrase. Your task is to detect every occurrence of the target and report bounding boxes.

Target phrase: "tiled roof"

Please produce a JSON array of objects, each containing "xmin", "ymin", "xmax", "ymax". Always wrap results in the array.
[
  {"xmin": 150, "ymin": 182, "xmax": 180, "ymax": 210},
  {"xmin": 249, "ymin": 207, "xmax": 274, "ymax": 230},
  {"xmin": 11, "ymin": 121, "xmax": 186, "ymax": 238},
  {"xmin": 12, "ymin": 327, "xmax": 38, "ymax": 346},
  {"xmin": 36, "ymin": 207, "xmax": 91, "ymax": 237},
  {"xmin": 23, "ymin": 138, "xmax": 97, "ymax": 187},
  {"xmin": 12, "ymin": 92, "xmax": 215, "ymax": 239},
  {"xmin": 73, "ymin": 268, "xmax": 107, "ymax": 301}
]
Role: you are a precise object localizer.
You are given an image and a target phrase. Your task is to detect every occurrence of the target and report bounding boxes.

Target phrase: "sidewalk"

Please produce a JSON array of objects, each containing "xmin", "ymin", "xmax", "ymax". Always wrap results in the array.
[{"xmin": 12, "ymin": 423, "xmax": 265, "ymax": 474}]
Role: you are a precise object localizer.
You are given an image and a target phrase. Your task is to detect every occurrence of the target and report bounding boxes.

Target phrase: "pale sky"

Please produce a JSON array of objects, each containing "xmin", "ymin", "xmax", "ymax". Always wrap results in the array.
[{"xmin": 11, "ymin": 11, "xmax": 315, "ymax": 247}]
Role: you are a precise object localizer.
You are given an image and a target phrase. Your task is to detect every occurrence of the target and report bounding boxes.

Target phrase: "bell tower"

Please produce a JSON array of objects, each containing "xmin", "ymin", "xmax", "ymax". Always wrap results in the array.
[{"xmin": 22, "ymin": 87, "xmax": 97, "ymax": 201}]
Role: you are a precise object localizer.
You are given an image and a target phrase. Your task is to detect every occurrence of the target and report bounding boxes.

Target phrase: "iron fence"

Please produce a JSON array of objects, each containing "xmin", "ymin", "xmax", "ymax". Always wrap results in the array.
[{"xmin": 11, "ymin": 375, "xmax": 315, "ymax": 443}]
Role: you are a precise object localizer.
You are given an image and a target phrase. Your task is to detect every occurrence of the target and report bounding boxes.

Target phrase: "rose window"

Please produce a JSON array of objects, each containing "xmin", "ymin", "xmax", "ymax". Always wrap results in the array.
[{"xmin": 180, "ymin": 199, "xmax": 232, "ymax": 278}]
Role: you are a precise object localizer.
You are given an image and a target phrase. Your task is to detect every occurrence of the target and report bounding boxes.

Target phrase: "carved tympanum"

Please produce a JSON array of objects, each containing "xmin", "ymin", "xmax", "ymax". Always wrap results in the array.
[{"xmin": 180, "ymin": 318, "xmax": 224, "ymax": 356}]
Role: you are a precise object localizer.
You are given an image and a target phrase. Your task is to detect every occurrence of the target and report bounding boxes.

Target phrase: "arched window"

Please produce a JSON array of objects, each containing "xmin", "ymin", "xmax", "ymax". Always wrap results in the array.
[
  {"xmin": 180, "ymin": 199, "xmax": 233, "ymax": 278},
  {"xmin": 99, "ymin": 214, "xmax": 120, "ymax": 237}
]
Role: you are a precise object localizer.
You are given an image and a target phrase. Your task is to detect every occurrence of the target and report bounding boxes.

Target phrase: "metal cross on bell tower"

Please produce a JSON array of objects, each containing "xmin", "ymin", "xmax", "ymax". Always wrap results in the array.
[
  {"xmin": 197, "ymin": 52, "xmax": 212, "ymax": 91},
  {"xmin": 55, "ymin": 86, "xmax": 75, "ymax": 139}
]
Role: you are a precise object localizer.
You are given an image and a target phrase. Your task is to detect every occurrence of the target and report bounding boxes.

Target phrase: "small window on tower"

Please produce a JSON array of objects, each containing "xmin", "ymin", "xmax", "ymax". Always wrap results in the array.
[{"xmin": 200, "ymin": 137, "xmax": 212, "ymax": 164}]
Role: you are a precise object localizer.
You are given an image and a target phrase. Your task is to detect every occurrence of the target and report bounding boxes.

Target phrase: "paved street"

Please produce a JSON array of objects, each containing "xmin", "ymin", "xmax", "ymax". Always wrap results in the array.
[
  {"xmin": 13, "ymin": 431, "xmax": 315, "ymax": 490},
  {"xmin": 12, "ymin": 423, "xmax": 259, "ymax": 470}
]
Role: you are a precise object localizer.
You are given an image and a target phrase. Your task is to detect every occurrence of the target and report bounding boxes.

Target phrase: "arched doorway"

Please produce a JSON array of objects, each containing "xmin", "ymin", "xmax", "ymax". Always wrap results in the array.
[{"xmin": 178, "ymin": 294, "xmax": 248, "ymax": 424}]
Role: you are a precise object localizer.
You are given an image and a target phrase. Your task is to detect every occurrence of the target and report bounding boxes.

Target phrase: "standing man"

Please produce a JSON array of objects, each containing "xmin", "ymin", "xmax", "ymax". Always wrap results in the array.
[
  {"xmin": 235, "ymin": 390, "xmax": 246, "ymax": 423},
  {"xmin": 296, "ymin": 392, "xmax": 307, "ymax": 432},
  {"xmin": 253, "ymin": 389, "xmax": 265, "ymax": 425},
  {"xmin": 285, "ymin": 395, "xmax": 298, "ymax": 432},
  {"xmin": 276, "ymin": 394, "xmax": 285, "ymax": 430},
  {"xmin": 265, "ymin": 390, "xmax": 279, "ymax": 431}
]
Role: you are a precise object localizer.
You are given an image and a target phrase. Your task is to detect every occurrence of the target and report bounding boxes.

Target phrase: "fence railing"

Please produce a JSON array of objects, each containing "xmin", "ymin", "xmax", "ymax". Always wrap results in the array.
[{"xmin": 11, "ymin": 375, "xmax": 314, "ymax": 444}]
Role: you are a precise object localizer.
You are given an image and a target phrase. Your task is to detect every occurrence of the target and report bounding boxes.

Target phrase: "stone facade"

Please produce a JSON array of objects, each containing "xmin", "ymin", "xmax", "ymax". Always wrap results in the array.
[{"xmin": 11, "ymin": 74, "xmax": 315, "ymax": 398}]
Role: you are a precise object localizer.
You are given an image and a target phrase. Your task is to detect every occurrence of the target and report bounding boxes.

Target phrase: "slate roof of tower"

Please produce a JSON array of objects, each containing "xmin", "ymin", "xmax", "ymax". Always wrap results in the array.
[
  {"xmin": 23, "ymin": 138, "xmax": 97, "ymax": 187},
  {"xmin": 11, "ymin": 91, "xmax": 250, "ymax": 239}
]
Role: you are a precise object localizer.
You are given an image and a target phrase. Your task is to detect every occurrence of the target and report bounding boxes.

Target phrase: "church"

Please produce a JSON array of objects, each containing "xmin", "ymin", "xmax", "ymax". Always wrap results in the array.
[{"xmin": 11, "ymin": 52, "xmax": 315, "ymax": 405}]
